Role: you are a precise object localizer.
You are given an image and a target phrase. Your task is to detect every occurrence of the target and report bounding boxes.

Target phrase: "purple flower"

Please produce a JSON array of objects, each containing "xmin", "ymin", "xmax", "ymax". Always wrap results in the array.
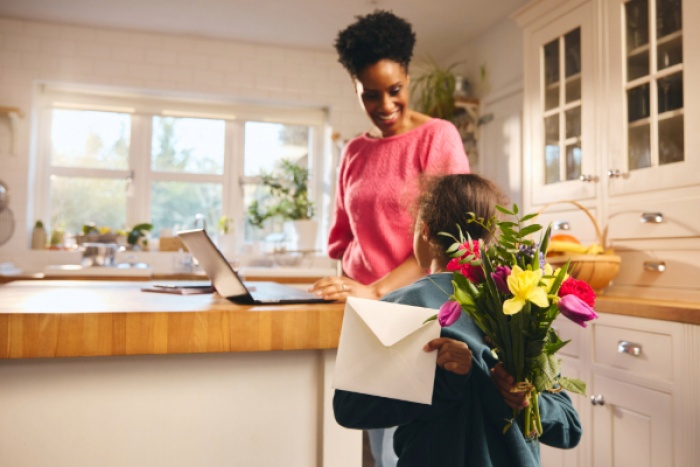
[
  {"xmin": 438, "ymin": 300, "xmax": 462, "ymax": 327},
  {"xmin": 491, "ymin": 265, "xmax": 512, "ymax": 294},
  {"xmin": 557, "ymin": 294, "xmax": 599, "ymax": 328}
]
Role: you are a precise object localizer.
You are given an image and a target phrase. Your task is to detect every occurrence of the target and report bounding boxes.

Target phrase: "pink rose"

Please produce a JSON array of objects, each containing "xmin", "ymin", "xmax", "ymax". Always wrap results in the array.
[
  {"xmin": 558, "ymin": 277, "xmax": 596, "ymax": 307},
  {"xmin": 446, "ymin": 240, "xmax": 485, "ymax": 284},
  {"xmin": 557, "ymin": 294, "xmax": 599, "ymax": 328},
  {"xmin": 438, "ymin": 300, "xmax": 462, "ymax": 327}
]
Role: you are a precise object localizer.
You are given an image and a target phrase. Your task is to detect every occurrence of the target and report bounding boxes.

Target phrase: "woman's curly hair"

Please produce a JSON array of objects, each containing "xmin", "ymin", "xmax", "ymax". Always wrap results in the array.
[{"xmin": 334, "ymin": 10, "xmax": 416, "ymax": 77}]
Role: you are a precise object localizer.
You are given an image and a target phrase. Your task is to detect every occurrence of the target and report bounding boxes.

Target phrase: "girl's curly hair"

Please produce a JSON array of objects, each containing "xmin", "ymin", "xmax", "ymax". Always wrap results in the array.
[
  {"xmin": 416, "ymin": 174, "xmax": 508, "ymax": 263},
  {"xmin": 334, "ymin": 10, "xmax": 416, "ymax": 77}
]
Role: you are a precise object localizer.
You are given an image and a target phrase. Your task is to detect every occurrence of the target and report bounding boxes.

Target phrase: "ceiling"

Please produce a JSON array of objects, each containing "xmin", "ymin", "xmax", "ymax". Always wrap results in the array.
[{"xmin": 0, "ymin": 0, "xmax": 529, "ymax": 62}]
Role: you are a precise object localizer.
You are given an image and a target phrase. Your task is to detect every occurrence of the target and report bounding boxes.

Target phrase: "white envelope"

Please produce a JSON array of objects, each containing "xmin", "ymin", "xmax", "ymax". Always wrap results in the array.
[{"xmin": 333, "ymin": 297, "xmax": 441, "ymax": 405}]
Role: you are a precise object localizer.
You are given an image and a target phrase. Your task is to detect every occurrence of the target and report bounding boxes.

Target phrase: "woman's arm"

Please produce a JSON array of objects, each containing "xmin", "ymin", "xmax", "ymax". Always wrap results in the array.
[{"xmin": 309, "ymin": 255, "xmax": 426, "ymax": 301}]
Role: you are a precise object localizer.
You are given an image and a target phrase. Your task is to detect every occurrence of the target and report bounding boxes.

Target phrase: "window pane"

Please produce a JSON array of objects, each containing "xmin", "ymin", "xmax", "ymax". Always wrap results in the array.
[
  {"xmin": 50, "ymin": 175, "xmax": 126, "ymax": 235},
  {"xmin": 244, "ymin": 122, "xmax": 310, "ymax": 176},
  {"xmin": 51, "ymin": 109, "xmax": 130, "ymax": 170},
  {"xmin": 628, "ymin": 124, "xmax": 651, "ymax": 170},
  {"xmin": 150, "ymin": 181, "xmax": 222, "ymax": 237},
  {"xmin": 657, "ymin": 71, "xmax": 683, "ymax": 114},
  {"xmin": 151, "ymin": 116, "xmax": 225, "ymax": 174},
  {"xmin": 566, "ymin": 143, "xmax": 582, "ymax": 181},
  {"xmin": 659, "ymin": 114, "xmax": 684, "ymax": 165},
  {"xmin": 543, "ymin": 39, "xmax": 560, "ymax": 111},
  {"xmin": 627, "ymin": 84, "xmax": 650, "ymax": 122}
]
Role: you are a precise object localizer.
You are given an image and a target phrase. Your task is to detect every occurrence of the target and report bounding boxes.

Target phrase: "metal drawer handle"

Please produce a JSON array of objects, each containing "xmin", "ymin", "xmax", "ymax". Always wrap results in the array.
[
  {"xmin": 643, "ymin": 261, "xmax": 666, "ymax": 272},
  {"xmin": 590, "ymin": 394, "xmax": 605, "ymax": 406},
  {"xmin": 552, "ymin": 220, "xmax": 571, "ymax": 231},
  {"xmin": 640, "ymin": 212, "xmax": 664, "ymax": 223},
  {"xmin": 579, "ymin": 174, "xmax": 596, "ymax": 182},
  {"xmin": 618, "ymin": 340, "xmax": 642, "ymax": 356}
]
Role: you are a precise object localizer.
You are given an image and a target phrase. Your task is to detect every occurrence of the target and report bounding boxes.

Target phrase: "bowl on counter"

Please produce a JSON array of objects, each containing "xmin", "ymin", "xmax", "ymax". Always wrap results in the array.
[{"xmin": 80, "ymin": 242, "xmax": 123, "ymax": 267}]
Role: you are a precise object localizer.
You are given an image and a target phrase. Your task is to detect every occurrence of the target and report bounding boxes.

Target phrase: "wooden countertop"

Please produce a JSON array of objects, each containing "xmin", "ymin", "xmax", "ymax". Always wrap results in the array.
[
  {"xmin": 0, "ymin": 280, "xmax": 344, "ymax": 359},
  {"xmin": 595, "ymin": 295, "xmax": 700, "ymax": 325},
  {"xmin": 1, "ymin": 281, "xmax": 697, "ymax": 360}
]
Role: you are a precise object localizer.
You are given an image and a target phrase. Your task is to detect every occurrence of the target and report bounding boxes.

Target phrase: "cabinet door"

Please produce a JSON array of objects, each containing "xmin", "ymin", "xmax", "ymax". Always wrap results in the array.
[
  {"xmin": 526, "ymin": 1, "xmax": 597, "ymax": 205},
  {"xmin": 606, "ymin": 0, "xmax": 700, "ymax": 195},
  {"xmin": 540, "ymin": 356, "xmax": 585, "ymax": 467},
  {"xmin": 590, "ymin": 374, "xmax": 673, "ymax": 467}
]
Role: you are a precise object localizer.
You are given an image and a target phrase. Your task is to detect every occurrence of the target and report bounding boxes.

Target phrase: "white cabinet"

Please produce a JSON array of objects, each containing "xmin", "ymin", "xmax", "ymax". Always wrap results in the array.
[
  {"xmin": 590, "ymin": 374, "xmax": 673, "ymax": 467},
  {"xmin": 520, "ymin": 0, "xmax": 599, "ymax": 207},
  {"xmin": 516, "ymin": 0, "xmax": 700, "ymax": 302},
  {"xmin": 605, "ymin": 0, "xmax": 700, "ymax": 196},
  {"xmin": 541, "ymin": 312, "xmax": 697, "ymax": 467}
]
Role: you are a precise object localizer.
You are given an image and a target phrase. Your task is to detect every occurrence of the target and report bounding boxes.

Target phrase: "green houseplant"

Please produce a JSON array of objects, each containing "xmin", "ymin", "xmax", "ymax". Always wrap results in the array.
[
  {"xmin": 247, "ymin": 159, "xmax": 314, "ymax": 229},
  {"xmin": 410, "ymin": 59, "xmax": 464, "ymax": 121}
]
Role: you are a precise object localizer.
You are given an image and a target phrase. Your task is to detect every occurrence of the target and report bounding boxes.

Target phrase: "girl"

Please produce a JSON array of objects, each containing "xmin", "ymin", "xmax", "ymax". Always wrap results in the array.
[{"xmin": 333, "ymin": 174, "xmax": 582, "ymax": 466}]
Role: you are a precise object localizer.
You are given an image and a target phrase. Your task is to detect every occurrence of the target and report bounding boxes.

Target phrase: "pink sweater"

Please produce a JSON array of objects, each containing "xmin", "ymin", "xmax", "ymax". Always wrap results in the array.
[{"xmin": 328, "ymin": 119, "xmax": 470, "ymax": 285}]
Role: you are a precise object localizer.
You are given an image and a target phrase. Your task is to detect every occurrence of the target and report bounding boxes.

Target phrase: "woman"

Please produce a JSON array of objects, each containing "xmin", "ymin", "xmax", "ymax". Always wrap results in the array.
[
  {"xmin": 310, "ymin": 10, "xmax": 470, "ymax": 302},
  {"xmin": 308, "ymin": 10, "xmax": 470, "ymax": 467}
]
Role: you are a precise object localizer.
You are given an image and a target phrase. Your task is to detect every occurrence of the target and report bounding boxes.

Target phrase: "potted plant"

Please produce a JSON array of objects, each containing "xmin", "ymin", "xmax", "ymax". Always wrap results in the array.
[
  {"xmin": 247, "ymin": 159, "xmax": 316, "ymax": 251},
  {"xmin": 410, "ymin": 58, "xmax": 465, "ymax": 121},
  {"xmin": 216, "ymin": 215, "xmax": 237, "ymax": 259}
]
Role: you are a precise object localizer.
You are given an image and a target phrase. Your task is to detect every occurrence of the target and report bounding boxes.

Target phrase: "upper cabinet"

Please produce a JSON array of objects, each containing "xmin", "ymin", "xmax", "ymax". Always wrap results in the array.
[
  {"xmin": 521, "ymin": 0, "xmax": 598, "ymax": 206},
  {"xmin": 605, "ymin": 0, "xmax": 699, "ymax": 195}
]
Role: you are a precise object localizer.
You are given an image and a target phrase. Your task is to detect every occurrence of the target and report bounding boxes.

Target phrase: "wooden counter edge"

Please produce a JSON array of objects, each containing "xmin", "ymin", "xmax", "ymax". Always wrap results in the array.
[
  {"xmin": 0, "ymin": 305, "xmax": 345, "ymax": 359},
  {"xmin": 595, "ymin": 295, "xmax": 700, "ymax": 325}
]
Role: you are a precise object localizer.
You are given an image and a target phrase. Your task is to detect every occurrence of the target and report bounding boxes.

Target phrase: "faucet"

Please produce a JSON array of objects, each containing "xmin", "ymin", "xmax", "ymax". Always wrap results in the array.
[{"xmin": 194, "ymin": 213, "xmax": 207, "ymax": 230}]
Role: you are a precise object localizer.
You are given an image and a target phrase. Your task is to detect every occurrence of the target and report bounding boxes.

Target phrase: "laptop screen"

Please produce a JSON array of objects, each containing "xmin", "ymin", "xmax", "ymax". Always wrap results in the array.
[{"xmin": 176, "ymin": 229, "xmax": 248, "ymax": 299}]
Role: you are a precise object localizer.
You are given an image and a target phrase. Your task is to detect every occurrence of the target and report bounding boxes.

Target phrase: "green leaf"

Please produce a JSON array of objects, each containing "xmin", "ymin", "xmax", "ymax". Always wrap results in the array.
[
  {"xmin": 423, "ymin": 314, "xmax": 438, "ymax": 325},
  {"xmin": 520, "ymin": 212, "xmax": 539, "ymax": 223},
  {"xmin": 518, "ymin": 224, "xmax": 543, "ymax": 238},
  {"xmin": 531, "ymin": 353, "xmax": 561, "ymax": 392},
  {"xmin": 558, "ymin": 377, "xmax": 587, "ymax": 395},
  {"xmin": 496, "ymin": 205, "xmax": 513, "ymax": 215}
]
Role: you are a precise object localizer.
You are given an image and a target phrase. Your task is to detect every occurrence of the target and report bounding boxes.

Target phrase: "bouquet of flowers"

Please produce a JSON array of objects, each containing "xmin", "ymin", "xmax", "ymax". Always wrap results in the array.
[{"xmin": 432, "ymin": 204, "xmax": 598, "ymax": 439}]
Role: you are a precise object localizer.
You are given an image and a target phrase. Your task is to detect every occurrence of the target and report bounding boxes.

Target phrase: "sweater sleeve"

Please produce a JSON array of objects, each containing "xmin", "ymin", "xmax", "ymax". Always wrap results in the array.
[
  {"xmin": 537, "ymin": 390, "xmax": 583, "ymax": 449},
  {"xmin": 333, "ymin": 367, "xmax": 472, "ymax": 430},
  {"xmin": 327, "ymin": 149, "xmax": 353, "ymax": 260}
]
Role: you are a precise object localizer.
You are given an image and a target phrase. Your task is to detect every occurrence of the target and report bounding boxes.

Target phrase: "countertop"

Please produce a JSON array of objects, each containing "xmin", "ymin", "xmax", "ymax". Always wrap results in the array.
[
  {"xmin": 0, "ymin": 281, "xmax": 697, "ymax": 360},
  {"xmin": 0, "ymin": 280, "xmax": 343, "ymax": 359}
]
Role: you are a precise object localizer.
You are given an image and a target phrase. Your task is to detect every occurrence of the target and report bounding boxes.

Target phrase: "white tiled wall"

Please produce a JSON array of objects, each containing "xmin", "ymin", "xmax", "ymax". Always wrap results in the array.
[{"xmin": 0, "ymin": 17, "xmax": 368, "ymax": 271}]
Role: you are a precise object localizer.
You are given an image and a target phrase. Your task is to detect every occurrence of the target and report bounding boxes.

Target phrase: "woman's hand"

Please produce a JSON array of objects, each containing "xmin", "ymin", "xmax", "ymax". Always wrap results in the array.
[
  {"xmin": 307, "ymin": 276, "xmax": 379, "ymax": 301},
  {"xmin": 490, "ymin": 362, "xmax": 529, "ymax": 410},
  {"xmin": 424, "ymin": 338, "xmax": 472, "ymax": 375}
]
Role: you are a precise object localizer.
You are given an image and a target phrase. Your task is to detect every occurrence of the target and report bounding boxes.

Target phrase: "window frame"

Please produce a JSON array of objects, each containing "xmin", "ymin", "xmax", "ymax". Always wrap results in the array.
[{"xmin": 33, "ymin": 84, "xmax": 330, "ymax": 251}]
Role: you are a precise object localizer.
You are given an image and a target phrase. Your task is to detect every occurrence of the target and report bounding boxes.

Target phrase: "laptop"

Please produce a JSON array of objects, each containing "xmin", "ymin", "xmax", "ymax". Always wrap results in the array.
[{"xmin": 177, "ymin": 229, "xmax": 332, "ymax": 305}]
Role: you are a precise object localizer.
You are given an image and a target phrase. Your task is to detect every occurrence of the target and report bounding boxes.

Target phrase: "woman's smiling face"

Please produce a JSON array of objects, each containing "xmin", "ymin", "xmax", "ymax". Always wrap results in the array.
[{"xmin": 354, "ymin": 59, "xmax": 411, "ymax": 137}]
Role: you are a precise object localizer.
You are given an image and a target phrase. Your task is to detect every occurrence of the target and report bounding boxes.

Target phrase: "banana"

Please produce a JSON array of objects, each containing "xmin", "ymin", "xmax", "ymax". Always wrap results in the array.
[
  {"xmin": 547, "ymin": 241, "xmax": 605, "ymax": 256},
  {"xmin": 548, "ymin": 241, "xmax": 589, "ymax": 254}
]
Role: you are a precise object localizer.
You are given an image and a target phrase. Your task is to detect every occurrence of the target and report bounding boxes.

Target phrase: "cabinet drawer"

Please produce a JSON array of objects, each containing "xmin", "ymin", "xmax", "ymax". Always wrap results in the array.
[
  {"xmin": 592, "ymin": 322, "xmax": 673, "ymax": 381},
  {"xmin": 607, "ymin": 195, "xmax": 700, "ymax": 240},
  {"xmin": 612, "ymin": 249, "xmax": 700, "ymax": 290},
  {"xmin": 535, "ymin": 207, "xmax": 600, "ymax": 245},
  {"xmin": 553, "ymin": 315, "xmax": 582, "ymax": 358}
]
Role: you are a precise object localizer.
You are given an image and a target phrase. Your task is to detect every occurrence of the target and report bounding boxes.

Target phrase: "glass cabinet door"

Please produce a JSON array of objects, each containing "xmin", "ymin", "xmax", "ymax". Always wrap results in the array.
[
  {"xmin": 607, "ymin": 0, "xmax": 698, "ymax": 195},
  {"xmin": 529, "ymin": 2, "xmax": 596, "ymax": 205}
]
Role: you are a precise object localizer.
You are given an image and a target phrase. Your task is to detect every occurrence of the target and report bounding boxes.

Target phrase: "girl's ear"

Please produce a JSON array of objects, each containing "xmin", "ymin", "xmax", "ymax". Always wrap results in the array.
[{"xmin": 420, "ymin": 221, "xmax": 430, "ymax": 241}]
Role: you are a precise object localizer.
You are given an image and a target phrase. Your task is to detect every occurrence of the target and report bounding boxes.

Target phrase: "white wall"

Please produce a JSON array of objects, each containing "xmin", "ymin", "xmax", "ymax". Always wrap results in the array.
[
  {"xmin": 0, "ymin": 18, "xmax": 368, "ymax": 271},
  {"xmin": 444, "ymin": 17, "xmax": 525, "ymax": 207}
]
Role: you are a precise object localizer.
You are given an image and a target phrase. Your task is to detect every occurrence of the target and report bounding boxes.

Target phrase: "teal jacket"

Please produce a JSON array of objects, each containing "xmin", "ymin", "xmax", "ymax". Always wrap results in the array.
[{"xmin": 333, "ymin": 273, "xmax": 582, "ymax": 467}]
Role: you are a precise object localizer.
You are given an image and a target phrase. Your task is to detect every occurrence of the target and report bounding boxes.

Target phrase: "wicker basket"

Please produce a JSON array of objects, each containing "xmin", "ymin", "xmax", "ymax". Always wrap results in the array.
[{"xmin": 539, "ymin": 200, "xmax": 621, "ymax": 291}]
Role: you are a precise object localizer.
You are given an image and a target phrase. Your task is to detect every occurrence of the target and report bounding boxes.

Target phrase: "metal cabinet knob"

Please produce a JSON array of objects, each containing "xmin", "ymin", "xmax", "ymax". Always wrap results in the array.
[
  {"xmin": 552, "ymin": 220, "xmax": 571, "ymax": 231},
  {"xmin": 617, "ymin": 340, "xmax": 642, "ymax": 356},
  {"xmin": 643, "ymin": 261, "xmax": 666, "ymax": 272},
  {"xmin": 590, "ymin": 394, "xmax": 605, "ymax": 406},
  {"xmin": 640, "ymin": 212, "xmax": 664, "ymax": 223},
  {"xmin": 579, "ymin": 174, "xmax": 596, "ymax": 182},
  {"xmin": 607, "ymin": 169, "xmax": 623, "ymax": 178}
]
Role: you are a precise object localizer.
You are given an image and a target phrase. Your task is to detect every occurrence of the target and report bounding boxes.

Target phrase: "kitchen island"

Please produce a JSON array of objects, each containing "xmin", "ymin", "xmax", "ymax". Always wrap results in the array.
[{"xmin": 0, "ymin": 280, "xmax": 359, "ymax": 467}]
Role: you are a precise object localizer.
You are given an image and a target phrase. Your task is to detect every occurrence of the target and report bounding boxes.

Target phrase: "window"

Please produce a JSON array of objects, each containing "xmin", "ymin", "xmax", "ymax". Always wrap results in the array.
[{"xmin": 34, "ymin": 85, "xmax": 329, "ymax": 253}]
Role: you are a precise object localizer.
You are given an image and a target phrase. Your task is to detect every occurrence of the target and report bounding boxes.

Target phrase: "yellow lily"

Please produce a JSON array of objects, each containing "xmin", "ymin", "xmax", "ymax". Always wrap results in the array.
[{"xmin": 503, "ymin": 265, "xmax": 550, "ymax": 315}]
